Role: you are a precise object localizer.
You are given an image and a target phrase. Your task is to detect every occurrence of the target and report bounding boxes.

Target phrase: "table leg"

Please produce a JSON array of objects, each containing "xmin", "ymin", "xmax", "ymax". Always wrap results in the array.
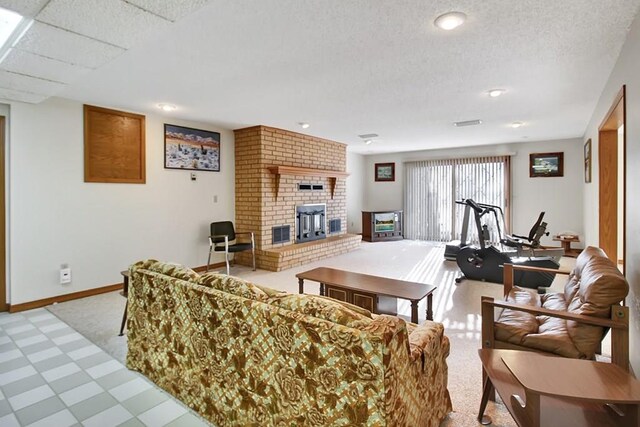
[
  {"xmin": 478, "ymin": 374, "xmax": 494, "ymax": 425},
  {"xmin": 410, "ymin": 300, "xmax": 419, "ymax": 324},
  {"xmin": 298, "ymin": 278, "xmax": 304, "ymax": 294},
  {"xmin": 118, "ymin": 301, "xmax": 128, "ymax": 336},
  {"xmin": 426, "ymin": 293, "xmax": 433, "ymax": 320}
]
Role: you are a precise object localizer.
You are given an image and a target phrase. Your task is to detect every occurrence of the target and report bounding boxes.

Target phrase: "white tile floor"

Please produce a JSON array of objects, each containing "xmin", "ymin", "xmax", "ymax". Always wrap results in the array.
[{"xmin": 0, "ymin": 308, "xmax": 211, "ymax": 426}]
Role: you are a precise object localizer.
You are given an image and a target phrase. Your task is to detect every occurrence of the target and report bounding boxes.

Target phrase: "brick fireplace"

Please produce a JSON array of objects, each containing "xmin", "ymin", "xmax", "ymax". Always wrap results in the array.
[{"xmin": 234, "ymin": 125, "xmax": 361, "ymax": 271}]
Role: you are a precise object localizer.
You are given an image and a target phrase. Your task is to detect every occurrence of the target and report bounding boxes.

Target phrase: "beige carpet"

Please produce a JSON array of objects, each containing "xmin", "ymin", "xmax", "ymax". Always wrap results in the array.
[{"xmin": 47, "ymin": 240, "xmax": 579, "ymax": 426}]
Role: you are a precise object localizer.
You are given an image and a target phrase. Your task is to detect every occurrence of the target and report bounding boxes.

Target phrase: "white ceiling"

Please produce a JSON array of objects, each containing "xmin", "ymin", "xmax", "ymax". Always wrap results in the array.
[{"xmin": 1, "ymin": 0, "xmax": 639, "ymax": 154}]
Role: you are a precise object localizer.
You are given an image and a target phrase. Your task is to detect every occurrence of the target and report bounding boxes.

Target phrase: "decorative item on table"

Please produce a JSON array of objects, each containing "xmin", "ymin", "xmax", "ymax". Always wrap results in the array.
[
  {"xmin": 584, "ymin": 139, "xmax": 592, "ymax": 183},
  {"xmin": 374, "ymin": 162, "xmax": 395, "ymax": 182},
  {"xmin": 529, "ymin": 152, "xmax": 564, "ymax": 177},
  {"xmin": 164, "ymin": 124, "xmax": 220, "ymax": 171}
]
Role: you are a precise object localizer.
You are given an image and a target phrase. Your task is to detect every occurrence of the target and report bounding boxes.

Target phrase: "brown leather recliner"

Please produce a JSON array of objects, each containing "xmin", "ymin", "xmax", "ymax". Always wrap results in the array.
[{"xmin": 481, "ymin": 246, "xmax": 630, "ymax": 369}]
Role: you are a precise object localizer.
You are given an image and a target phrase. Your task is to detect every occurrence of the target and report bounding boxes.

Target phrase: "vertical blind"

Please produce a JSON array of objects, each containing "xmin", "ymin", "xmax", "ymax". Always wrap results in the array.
[{"xmin": 404, "ymin": 156, "xmax": 510, "ymax": 242}]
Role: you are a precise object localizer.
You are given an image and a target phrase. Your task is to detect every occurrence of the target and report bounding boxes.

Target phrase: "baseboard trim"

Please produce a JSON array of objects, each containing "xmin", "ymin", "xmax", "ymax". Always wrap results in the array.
[
  {"xmin": 192, "ymin": 262, "xmax": 226, "ymax": 273},
  {"xmin": 8, "ymin": 262, "xmax": 229, "ymax": 313},
  {"xmin": 9, "ymin": 283, "xmax": 123, "ymax": 313}
]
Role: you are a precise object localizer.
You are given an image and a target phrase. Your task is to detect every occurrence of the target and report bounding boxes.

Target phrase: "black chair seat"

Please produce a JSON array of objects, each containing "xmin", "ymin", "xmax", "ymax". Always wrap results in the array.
[{"xmin": 214, "ymin": 243, "xmax": 253, "ymax": 253}]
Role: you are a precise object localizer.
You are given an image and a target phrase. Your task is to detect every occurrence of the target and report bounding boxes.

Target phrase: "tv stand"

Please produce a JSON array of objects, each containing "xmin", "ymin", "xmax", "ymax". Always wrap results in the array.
[{"xmin": 362, "ymin": 211, "xmax": 403, "ymax": 242}]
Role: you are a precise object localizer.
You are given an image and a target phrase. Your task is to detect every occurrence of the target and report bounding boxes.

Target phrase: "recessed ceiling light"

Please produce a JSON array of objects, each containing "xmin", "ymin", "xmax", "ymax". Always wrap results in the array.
[
  {"xmin": 511, "ymin": 121, "xmax": 524, "ymax": 128},
  {"xmin": 364, "ymin": 140, "xmax": 373, "ymax": 145},
  {"xmin": 488, "ymin": 89, "xmax": 505, "ymax": 98},
  {"xmin": 434, "ymin": 12, "xmax": 467, "ymax": 31},
  {"xmin": 157, "ymin": 103, "xmax": 176, "ymax": 112},
  {"xmin": 299, "ymin": 122, "xmax": 310, "ymax": 129}
]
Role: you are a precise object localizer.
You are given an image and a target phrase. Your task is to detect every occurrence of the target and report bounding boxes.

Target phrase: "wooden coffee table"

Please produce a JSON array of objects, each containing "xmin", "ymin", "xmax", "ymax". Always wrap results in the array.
[
  {"xmin": 478, "ymin": 349, "xmax": 640, "ymax": 426},
  {"xmin": 296, "ymin": 267, "xmax": 436, "ymax": 323}
]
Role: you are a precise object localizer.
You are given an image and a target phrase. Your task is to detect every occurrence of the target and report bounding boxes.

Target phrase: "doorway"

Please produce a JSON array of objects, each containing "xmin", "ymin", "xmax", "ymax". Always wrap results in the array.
[{"xmin": 598, "ymin": 85, "xmax": 625, "ymax": 272}]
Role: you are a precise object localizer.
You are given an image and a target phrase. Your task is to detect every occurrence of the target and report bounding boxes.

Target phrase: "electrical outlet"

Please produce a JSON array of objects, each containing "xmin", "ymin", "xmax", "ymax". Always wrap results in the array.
[
  {"xmin": 191, "ymin": 173, "xmax": 196, "ymax": 181},
  {"xmin": 214, "ymin": 195, "xmax": 218, "ymax": 203},
  {"xmin": 60, "ymin": 267, "xmax": 71, "ymax": 284}
]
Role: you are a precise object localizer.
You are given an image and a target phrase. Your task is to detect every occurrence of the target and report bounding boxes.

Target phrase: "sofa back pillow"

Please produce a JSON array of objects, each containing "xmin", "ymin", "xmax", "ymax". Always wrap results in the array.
[
  {"xmin": 267, "ymin": 293, "xmax": 372, "ymax": 328},
  {"xmin": 196, "ymin": 273, "xmax": 269, "ymax": 302}
]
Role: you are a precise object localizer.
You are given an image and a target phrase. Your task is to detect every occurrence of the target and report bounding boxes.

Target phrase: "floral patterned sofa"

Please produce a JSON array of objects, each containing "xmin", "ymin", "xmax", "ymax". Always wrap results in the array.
[{"xmin": 126, "ymin": 260, "xmax": 452, "ymax": 426}]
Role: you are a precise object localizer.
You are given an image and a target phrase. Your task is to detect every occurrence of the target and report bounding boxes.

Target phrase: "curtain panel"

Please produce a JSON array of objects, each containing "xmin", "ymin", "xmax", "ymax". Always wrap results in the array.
[{"xmin": 404, "ymin": 156, "xmax": 510, "ymax": 242}]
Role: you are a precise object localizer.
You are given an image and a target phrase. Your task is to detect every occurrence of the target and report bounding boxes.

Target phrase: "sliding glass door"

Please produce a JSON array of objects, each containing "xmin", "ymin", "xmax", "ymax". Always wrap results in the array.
[{"xmin": 404, "ymin": 156, "xmax": 510, "ymax": 243}]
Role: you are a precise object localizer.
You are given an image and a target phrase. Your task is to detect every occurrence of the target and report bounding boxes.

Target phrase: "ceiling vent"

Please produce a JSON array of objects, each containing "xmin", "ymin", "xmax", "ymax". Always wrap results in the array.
[
  {"xmin": 454, "ymin": 119, "xmax": 483, "ymax": 127},
  {"xmin": 358, "ymin": 133, "xmax": 379, "ymax": 139}
]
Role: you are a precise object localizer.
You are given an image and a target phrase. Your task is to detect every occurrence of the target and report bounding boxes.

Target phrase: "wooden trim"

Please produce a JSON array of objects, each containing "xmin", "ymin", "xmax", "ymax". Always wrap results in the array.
[
  {"xmin": 9, "ymin": 283, "xmax": 123, "ymax": 313},
  {"xmin": 0, "ymin": 117, "xmax": 5, "ymax": 312},
  {"xmin": 267, "ymin": 165, "xmax": 349, "ymax": 178},
  {"xmin": 192, "ymin": 262, "xmax": 226, "ymax": 273},
  {"xmin": 8, "ymin": 261, "xmax": 228, "ymax": 313},
  {"xmin": 599, "ymin": 85, "xmax": 625, "ymax": 131}
]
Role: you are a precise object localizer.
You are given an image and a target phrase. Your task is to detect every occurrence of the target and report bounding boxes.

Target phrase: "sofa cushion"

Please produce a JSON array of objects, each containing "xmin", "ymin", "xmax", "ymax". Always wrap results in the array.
[
  {"xmin": 267, "ymin": 293, "xmax": 372, "ymax": 328},
  {"xmin": 495, "ymin": 287, "xmax": 581, "ymax": 358},
  {"xmin": 130, "ymin": 260, "xmax": 200, "ymax": 282},
  {"xmin": 196, "ymin": 273, "xmax": 270, "ymax": 301}
]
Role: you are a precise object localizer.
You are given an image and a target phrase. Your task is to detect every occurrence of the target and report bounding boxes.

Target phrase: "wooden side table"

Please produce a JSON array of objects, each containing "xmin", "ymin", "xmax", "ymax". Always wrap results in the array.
[
  {"xmin": 478, "ymin": 349, "xmax": 640, "ymax": 426},
  {"xmin": 552, "ymin": 235, "xmax": 581, "ymax": 257},
  {"xmin": 118, "ymin": 270, "xmax": 129, "ymax": 336}
]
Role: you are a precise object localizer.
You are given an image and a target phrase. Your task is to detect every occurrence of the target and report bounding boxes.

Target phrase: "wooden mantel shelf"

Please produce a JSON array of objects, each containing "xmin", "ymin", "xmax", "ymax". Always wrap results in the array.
[{"xmin": 267, "ymin": 166, "xmax": 350, "ymax": 199}]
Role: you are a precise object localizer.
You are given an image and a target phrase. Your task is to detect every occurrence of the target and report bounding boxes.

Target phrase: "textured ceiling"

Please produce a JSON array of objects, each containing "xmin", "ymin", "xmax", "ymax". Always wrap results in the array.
[
  {"xmin": 0, "ymin": 0, "xmax": 212, "ymax": 103},
  {"xmin": 2, "ymin": 0, "xmax": 640, "ymax": 153}
]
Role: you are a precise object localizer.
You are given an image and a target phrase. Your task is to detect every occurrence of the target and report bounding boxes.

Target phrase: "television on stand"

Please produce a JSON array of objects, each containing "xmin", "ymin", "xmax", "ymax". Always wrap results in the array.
[{"xmin": 362, "ymin": 211, "xmax": 403, "ymax": 242}]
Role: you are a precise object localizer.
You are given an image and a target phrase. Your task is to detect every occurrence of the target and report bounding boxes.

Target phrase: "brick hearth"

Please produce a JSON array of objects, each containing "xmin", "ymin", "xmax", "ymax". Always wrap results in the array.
[{"xmin": 234, "ymin": 125, "xmax": 360, "ymax": 271}]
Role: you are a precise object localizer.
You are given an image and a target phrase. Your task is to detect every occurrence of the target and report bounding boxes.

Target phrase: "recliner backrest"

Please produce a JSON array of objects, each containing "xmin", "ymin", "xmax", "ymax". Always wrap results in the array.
[
  {"xmin": 563, "ymin": 246, "xmax": 628, "ymax": 357},
  {"xmin": 210, "ymin": 221, "xmax": 236, "ymax": 243}
]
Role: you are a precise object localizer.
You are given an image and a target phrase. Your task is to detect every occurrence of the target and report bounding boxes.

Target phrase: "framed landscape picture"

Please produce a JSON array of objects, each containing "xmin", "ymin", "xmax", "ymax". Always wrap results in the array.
[
  {"xmin": 584, "ymin": 139, "xmax": 592, "ymax": 183},
  {"xmin": 375, "ymin": 162, "xmax": 395, "ymax": 182},
  {"xmin": 164, "ymin": 124, "xmax": 220, "ymax": 171},
  {"xmin": 529, "ymin": 152, "xmax": 564, "ymax": 178}
]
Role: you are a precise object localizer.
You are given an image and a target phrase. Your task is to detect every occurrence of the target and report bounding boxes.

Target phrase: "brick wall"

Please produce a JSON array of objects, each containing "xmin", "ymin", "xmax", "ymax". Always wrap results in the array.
[{"xmin": 234, "ymin": 125, "xmax": 352, "ymax": 270}]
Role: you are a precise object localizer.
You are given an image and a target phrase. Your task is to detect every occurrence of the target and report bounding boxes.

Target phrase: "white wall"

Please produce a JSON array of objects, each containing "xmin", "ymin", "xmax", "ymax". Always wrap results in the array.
[
  {"xmin": 362, "ymin": 138, "xmax": 584, "ymax": 247},
  {"xmin": 346, "ymin": 152, "xmax": 365, "ymax": 233},
  {"xmin": 582, "ymin": 10, "xmax": 640, "ymax": 374},
  {"xmin": 8, "ymin": 97, "xmax": 235, "ymax": 304}
]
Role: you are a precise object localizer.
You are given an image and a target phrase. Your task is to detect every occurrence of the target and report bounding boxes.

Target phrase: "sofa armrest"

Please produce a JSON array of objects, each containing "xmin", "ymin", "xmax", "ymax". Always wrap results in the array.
[
  {"xmin": 408, "ymin": 320, "xmax": 445, "ymax": 368},
  {"xmin": 502, "ymin": 263, "xmax": 572, "ymax": 297}
]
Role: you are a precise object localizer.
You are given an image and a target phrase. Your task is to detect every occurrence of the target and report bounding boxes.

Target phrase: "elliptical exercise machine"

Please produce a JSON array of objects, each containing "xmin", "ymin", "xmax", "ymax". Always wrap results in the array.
[{"xmin": 450, "ymin": 199, "xmax": 562, "ymax": 289}]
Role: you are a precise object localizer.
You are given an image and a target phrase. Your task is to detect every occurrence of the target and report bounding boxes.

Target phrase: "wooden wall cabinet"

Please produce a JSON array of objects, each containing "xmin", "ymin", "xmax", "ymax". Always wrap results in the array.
[
  {"xmin": 362, "ymin": 210, "xmax": 403, "ymax": 242},
  {"xmin": 84, "ymin": 104, "xmax": 146, "ymax": 183}
]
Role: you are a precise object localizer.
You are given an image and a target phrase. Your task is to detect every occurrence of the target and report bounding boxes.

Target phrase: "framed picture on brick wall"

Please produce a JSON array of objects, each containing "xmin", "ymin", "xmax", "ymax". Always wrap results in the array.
[{"xmin": 164, "ymin": 124, "xmax": 220, "ymax": 171}]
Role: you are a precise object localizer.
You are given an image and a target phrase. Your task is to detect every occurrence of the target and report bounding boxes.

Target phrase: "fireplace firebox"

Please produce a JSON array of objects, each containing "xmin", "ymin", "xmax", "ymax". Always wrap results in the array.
[{"xmin": 296, "ymin": 204, "xmax": 326, "ymax": 243}]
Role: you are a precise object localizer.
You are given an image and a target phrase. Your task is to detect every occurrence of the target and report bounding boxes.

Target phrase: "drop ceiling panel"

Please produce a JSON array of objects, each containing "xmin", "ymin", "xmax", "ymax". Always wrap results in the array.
[
  {"xmin": 0, "ymin": 87, "xmax": 47, "ymax": 103},
  {"xmin": 14, "ymin": 22, "xmax": 124, "ymax": 69},
  {"xmin": 0, "ymin": 69, "xmax": 65, "ymax": 96},
  {"xmin": 36, "ymin": 0, "xmax": 171, "ymax": 49},
  {"xmin": 0, "ymin": 0, "xmax": 49, "ymax": 17},
  {"xmin": 125, "ymin": 0, "xmax": 210, "ymax": 21},
  {"xmin": 0, "ymin": 49, "xmax": 91, "ymax": 83}
]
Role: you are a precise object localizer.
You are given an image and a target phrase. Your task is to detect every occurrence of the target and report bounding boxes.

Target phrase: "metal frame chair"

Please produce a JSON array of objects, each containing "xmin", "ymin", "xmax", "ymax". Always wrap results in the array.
[{"xmin": 207, "ymin": 221, "xmax": 256, "ymax": 275}]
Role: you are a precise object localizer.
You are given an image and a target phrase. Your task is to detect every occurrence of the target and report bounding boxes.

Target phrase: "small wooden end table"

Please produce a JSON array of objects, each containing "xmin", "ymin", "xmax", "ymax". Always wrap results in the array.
[
  {"xmin": 118, "ymin": 270, "xmax": 129, "ymax": 336},
  {"xmin": 478, "ymin": 349, "xmax": 640, "ymax": 426},
  {"xmin": 296, "ymin": 267, "xmax": 436, "ymax": 323},
  {"xmin": 552, "ymin": 235, "xmax": 581, "ymax": 257}
]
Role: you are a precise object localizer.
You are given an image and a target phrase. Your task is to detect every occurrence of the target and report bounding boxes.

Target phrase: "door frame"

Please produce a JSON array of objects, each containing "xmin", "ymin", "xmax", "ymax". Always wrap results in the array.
[
  {"xmin": 0, "ymin": 116, "xmax": 5, "ymax": 311},
  {"xmin": 598, "ymin": 85, "xmax": 626, "ymax": 267}
]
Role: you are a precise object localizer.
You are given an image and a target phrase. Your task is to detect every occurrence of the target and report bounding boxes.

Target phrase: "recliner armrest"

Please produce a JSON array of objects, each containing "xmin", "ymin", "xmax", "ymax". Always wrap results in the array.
[
  {"xmin": 482, "ymin": 297, "xmax": 628, "ymax": 329},
  {"xmin": 408, "ymin": 321, "xmax": 445, "ymax": 368}
]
